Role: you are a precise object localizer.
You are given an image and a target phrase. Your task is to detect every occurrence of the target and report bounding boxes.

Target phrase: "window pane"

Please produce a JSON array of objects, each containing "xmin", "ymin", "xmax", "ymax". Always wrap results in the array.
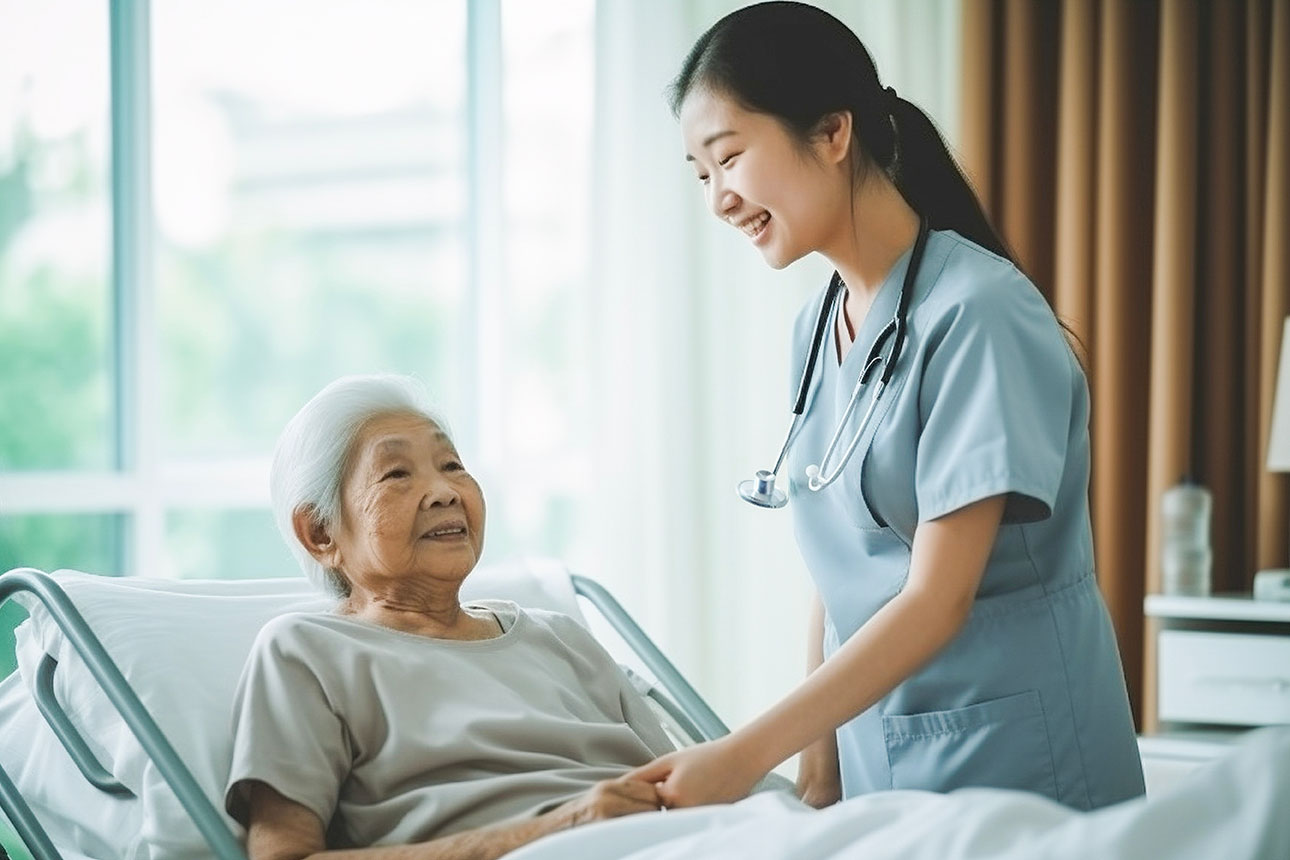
[
  {"xmin": 493, "ymin": 0, "xmax": 594, "ymax": 562},
  {"xmin": 0, "ymin": 0, "xmax": 113, "ymax": 471},
  {"xmin": 0, "ymin": 513, "xmax": 126, "ymax": 677},
  {"xmin": 164, "ymin": 508, "xmax": 300, "ymax": 581},
  {"xmin": 151, "ymin": 0, "xmax": 469, "ymax": 464},
  {"xmin": 0, "ymin": 512, "xmax": 126, "ymax": 575}
]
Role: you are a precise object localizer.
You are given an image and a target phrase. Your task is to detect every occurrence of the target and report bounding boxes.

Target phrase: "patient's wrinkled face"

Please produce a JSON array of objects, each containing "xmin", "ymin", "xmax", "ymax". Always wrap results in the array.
[{"xmin": 331, "ymin": 413, "xmax": 486, "ymax": 589}]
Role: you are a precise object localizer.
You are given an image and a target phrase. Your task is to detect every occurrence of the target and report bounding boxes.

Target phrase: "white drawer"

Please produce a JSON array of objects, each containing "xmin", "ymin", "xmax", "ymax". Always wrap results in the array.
[{"xmin": 1158, "ymin": 630, "xmax": 1290, "ymax": 725}]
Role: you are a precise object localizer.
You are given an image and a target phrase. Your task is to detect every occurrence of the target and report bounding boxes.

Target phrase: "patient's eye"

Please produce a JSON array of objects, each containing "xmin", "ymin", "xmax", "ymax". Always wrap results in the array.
[
  {"xmin": 381, "ymin": 468, "xmax": 410, "ymax": 481},
  {"xmin": 442, "ymin": 460, "xmax": 465, "ymax": 472}
]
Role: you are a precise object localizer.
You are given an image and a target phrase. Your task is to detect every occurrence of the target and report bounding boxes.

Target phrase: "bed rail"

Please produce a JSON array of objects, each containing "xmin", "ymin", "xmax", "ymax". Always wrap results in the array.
[
  {"xmin": 571, "ymin": 575, "xmax": 795, "ymax": 795},
  {"xmin": 0, "ymin": 568, "xmax": 247, "ymax": 860},
  {"xmin": 1, "ymin": 567, "xmax": 775, "ymax": 860},
  {"xmin": 571, "ymin": 574, "xmax": 731, "ymax": 742}
]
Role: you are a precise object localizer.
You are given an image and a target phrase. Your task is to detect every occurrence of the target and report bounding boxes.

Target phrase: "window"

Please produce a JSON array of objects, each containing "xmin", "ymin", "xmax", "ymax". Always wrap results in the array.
[
  {"xmin": 0, "ymin": 0, "xmax": 118, "ymax": 580},
  {"xmin": 0, "ymin": 0, "xmax": 595, "ymax": 583}
]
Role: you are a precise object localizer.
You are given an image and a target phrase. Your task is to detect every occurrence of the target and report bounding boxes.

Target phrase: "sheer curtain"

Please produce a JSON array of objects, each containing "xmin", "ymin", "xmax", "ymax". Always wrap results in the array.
[{"xmin": 586, "ymin": 0, "xmax": 962, "ymax": 736}]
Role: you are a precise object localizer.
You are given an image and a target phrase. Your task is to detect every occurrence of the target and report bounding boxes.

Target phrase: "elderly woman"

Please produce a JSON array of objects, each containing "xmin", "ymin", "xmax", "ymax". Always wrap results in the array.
[{"xmin": 224, "ymin": 374, "xmax": 674, "ymax": 859}]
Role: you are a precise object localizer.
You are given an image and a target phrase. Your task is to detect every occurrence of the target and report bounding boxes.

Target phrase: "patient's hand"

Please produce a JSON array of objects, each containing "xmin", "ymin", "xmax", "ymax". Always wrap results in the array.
[
  {"xmin": 629, "ymin": 737, "xmax": 762, "ymax": 809},
  {"xmin": 554, "ymin": 773, "xmax": 663, "ymax": 827}
]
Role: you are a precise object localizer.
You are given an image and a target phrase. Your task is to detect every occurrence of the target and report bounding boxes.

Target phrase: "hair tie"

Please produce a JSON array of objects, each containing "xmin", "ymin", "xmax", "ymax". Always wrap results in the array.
[{"xmin": 884, "ymin": 85, "xmax": 900, "ymax": 113}]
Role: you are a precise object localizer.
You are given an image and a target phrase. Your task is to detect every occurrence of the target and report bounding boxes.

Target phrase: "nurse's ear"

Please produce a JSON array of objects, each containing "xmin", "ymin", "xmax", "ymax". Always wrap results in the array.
[{"xmin": 810, "ymin": 110, "xmax": 854, "ymax": 167}]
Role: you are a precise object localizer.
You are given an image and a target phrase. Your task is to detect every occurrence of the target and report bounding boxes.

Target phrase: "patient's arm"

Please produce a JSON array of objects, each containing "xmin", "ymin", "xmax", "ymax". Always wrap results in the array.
[{"xmin": 244, "ymin": 775, "xmax": 660, "ymax": 860}]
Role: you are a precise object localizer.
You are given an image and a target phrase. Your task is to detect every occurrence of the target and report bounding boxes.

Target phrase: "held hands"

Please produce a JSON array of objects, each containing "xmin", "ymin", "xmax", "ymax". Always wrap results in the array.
[
  {"xmin": 554, "ymin": 774, "xmax": 663, "ymax": 828},
  {"xmin": 628, "ymin": 737, "xmax": 764, "ymax": 809}
]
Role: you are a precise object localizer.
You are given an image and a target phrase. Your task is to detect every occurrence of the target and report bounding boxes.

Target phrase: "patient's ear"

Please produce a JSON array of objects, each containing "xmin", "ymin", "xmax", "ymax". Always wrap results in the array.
[{"xmin": 293, "ymin": 506, "xmax": 343, "ymax": 568}]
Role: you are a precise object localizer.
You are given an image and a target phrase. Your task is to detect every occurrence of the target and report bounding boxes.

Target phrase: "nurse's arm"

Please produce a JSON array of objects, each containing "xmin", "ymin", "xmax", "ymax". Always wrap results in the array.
[
  {"xmin": 796, "ymin": 591, "xmax": 842, "ymax": 807},
  {"xmin": 736, "ymin": 493, "xmax": 1006, "ymax": 782}
]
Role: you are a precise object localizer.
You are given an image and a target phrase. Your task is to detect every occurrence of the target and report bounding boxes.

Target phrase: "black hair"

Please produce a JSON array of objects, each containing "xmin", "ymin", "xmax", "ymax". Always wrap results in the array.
[{"xmin": 668, "ymin": 1, "xmax": 1016, "ymax": 264}]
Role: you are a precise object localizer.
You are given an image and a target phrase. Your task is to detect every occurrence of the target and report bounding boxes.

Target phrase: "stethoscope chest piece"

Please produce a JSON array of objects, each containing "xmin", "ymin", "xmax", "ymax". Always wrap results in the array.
[{"xmin": 737, "ymin": 469, "xmax": 788, "ymax": 508}]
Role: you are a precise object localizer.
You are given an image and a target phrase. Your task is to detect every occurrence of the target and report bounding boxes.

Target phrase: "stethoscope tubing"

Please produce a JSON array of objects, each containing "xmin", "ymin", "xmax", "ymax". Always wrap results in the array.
[
  {"xmin": 737, "ymin": 216, "xmax": 930, "ymax": 508},
  {"xmin": 806, "ymin": 378, "xmax": 885, "ymax": 491}
]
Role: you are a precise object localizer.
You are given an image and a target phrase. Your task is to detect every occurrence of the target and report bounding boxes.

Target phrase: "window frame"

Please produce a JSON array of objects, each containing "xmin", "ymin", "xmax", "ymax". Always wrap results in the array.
[{"xmin": 0, "ymin": 0, "xmax": 505, "ymax": 579}]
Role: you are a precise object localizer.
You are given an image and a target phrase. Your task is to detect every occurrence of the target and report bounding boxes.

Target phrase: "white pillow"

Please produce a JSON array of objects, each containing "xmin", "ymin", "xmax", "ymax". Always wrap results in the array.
[
  {"xmin": 13, "ymin": 571, "xmax": 332, "ymax": 859},
  {"xmin": 11, "ymin": 557, "xmax": 587, "ymax": 859},
  {"xmin": 0, "ymin": 672, "xmax": 143, "ymax": 860}
]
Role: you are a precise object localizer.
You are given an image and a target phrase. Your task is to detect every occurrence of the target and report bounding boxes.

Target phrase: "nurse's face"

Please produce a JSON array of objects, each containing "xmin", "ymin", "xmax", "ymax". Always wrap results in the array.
[{"xmin": 680, "ymin": 87, "xmax": 852, "ymax": 269}]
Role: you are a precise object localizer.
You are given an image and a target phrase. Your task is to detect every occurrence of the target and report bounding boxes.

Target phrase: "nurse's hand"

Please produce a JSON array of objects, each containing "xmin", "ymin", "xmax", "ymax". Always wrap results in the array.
[
  {"xmin": 628, "ymin": 737, "xmax": 763, "ymax": 809},
  {"xmin": 795, "ymin": 737, "xmax": 842, "ymax": 808}
]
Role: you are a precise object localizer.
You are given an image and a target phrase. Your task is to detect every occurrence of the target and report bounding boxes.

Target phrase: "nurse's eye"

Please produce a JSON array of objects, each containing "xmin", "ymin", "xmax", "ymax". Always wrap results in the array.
[{"xmin": 717, "ymin": 152, "xmax": 740, "ymax": 167}]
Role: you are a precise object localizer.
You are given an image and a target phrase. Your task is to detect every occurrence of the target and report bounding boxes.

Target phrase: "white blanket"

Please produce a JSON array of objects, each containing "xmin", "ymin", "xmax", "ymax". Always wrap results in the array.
[{"xmin": 507, "ymin": 727, "xmax": 1290, "ymax": 860}]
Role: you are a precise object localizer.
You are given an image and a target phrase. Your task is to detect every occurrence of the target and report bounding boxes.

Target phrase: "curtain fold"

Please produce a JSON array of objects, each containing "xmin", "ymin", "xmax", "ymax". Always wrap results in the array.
[
  {"xmin": 961, "ymin": 0, "xmax": 1289, "ymax": 729},
  {"xmin": 1256, "ymin": 0, "xmax": 1290, "ymax": 571}
]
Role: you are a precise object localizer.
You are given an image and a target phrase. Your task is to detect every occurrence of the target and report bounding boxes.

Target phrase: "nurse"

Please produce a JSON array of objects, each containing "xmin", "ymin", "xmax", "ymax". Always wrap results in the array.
[{"xmin": 631, "ymin": 1, "xmax": 1145, "ymax": 811}]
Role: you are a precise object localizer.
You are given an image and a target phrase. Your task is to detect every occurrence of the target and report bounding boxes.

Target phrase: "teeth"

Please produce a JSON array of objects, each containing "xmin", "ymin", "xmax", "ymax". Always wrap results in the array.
[{"xmin": 738, "ymin": 212, "xmax": 770, "ymax": 236}]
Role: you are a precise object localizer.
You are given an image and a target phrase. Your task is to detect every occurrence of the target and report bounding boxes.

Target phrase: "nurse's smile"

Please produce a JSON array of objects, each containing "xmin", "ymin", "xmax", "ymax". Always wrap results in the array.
[{"xmin": 733, "ymin": 211, "xmax": 771, "ymax": 242}]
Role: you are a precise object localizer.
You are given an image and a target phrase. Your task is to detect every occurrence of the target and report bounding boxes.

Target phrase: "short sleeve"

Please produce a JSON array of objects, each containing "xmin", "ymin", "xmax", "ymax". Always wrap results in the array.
[
  {"xmin": 224, "ymin": 617, "xmax": 351, "ymax": 828},
  {"xmin": 915, "ymin": 276, "xmax": 1073, "ymax": 525}
]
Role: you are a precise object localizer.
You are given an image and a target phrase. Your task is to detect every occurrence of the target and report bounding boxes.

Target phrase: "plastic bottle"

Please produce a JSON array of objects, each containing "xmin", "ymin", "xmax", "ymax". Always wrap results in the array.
[{"xmin": 1160, "ymin": 477, "xmax": 1212, "ymax": 596}]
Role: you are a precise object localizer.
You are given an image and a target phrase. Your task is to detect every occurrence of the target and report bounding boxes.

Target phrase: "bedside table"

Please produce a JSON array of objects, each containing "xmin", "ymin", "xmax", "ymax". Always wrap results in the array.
[{"xmin": 1139, "ymin": 593, "xmax": 1290, "ymax": 794}]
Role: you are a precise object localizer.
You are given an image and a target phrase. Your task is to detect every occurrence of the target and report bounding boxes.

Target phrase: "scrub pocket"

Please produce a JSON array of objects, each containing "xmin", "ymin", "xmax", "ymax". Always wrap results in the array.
[{"xmin": 882, "ymin": 689, "xmax": 1059, "ymax": 801}]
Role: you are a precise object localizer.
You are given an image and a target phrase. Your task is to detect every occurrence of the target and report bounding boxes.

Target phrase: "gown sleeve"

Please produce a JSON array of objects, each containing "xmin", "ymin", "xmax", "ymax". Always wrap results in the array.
[
  {"xmin": 914, "ymin": 270, "xmax": 1075, "ymax": 525},
  {"xmin": 224, "ymin": 615, "xmax": 351, "ymax": 829}
]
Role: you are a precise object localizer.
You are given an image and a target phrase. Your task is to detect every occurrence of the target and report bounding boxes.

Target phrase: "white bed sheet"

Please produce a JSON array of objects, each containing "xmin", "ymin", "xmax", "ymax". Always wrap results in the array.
[{"xmin": 506, "ymin": 726, "xmax": 1290, "ymax": 860}]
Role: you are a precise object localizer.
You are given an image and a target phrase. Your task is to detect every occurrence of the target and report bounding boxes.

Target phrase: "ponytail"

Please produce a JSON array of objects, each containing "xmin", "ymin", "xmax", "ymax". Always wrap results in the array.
[
  {"xmin": 887, "ymin": 95, "xmax": 1085, "ymax": 362},
  {"xmin": 671, "ymin": 2, "xmax": 1015, "ymax": 267},
  {"xmin": 887, "ymin": 95, "xmax": 1016, "ymax": 265}
]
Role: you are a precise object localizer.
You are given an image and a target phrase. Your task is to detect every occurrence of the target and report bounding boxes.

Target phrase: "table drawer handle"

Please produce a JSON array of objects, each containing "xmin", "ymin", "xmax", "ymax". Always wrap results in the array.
[{"xmin": 1192, "ymin": 675, "xmax": 1290, "ymax": 693}]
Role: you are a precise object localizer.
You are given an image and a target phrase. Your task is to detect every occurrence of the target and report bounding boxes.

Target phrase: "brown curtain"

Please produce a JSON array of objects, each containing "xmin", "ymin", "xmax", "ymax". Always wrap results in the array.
[{"xmin": 961, "ymin": 0, "xmax": 1289, "ymax": 730}]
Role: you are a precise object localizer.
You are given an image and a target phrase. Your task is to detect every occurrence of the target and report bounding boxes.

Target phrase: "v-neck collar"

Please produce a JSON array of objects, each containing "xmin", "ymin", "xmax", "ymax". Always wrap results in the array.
[{"xmin": 831, "ymin": 239, "xmax": 918, "ymax": 374}]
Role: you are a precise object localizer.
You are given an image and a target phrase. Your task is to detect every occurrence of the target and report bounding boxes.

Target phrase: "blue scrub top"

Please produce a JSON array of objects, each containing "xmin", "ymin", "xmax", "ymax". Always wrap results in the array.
[{"xmin": 786, "ymin": 230, "xmax": 1144, "ymax": 810}]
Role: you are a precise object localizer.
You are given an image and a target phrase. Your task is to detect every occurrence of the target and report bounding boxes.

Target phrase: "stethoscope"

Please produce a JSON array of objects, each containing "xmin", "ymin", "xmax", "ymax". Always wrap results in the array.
[{"xmin": 737, "ymin": 216, "xmax": 930, "ymax": 508}]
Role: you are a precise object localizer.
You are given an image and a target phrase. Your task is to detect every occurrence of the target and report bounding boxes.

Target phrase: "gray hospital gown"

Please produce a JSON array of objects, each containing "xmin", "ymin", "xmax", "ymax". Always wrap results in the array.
[{"xmin": 224, "ymin": 600, "xmax": 674, "ymax": 847}]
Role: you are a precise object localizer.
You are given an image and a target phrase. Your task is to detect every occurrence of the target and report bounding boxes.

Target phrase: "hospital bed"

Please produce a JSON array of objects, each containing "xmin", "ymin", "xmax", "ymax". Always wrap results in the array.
[
  {"xmin": 3, "ymin": 561, "xmax": 1290, "ymax": 860},
  {"xmin": 0, "ymin": 559, "xmax": 764, "ymax": 860}
]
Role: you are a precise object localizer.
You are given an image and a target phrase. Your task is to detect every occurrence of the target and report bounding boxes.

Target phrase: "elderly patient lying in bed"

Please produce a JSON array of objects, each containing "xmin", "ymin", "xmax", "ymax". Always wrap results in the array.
[{"xmin": 223, "ymin": 374, "xmax": 674, "ymax": 859}]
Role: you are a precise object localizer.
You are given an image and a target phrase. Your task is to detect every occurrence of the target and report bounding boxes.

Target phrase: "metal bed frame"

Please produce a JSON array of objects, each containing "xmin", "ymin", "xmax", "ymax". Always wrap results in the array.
[{"xmin": 0, "ymin": 568, "xmax": 732, "ymax": 860}]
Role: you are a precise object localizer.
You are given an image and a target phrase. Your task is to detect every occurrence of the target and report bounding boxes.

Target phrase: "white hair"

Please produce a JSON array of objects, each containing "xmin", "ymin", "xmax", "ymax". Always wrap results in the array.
[{"xmin": 270, "ymin": 374, "xmax": 449, "ymax": 597}]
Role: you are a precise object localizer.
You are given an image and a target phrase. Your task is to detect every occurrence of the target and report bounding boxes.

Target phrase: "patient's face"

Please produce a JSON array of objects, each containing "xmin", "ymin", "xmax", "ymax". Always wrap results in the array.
[{"xmin": 330, "ymin": 413, "xmax": 486, "ymax": 592}]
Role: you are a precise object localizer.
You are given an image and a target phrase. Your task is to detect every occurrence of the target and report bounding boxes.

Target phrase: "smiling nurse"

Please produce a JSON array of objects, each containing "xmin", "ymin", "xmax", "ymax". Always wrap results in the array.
[{"xmin": 631, "ymin": 2, "xmax": 1145, "ymax": 811}]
